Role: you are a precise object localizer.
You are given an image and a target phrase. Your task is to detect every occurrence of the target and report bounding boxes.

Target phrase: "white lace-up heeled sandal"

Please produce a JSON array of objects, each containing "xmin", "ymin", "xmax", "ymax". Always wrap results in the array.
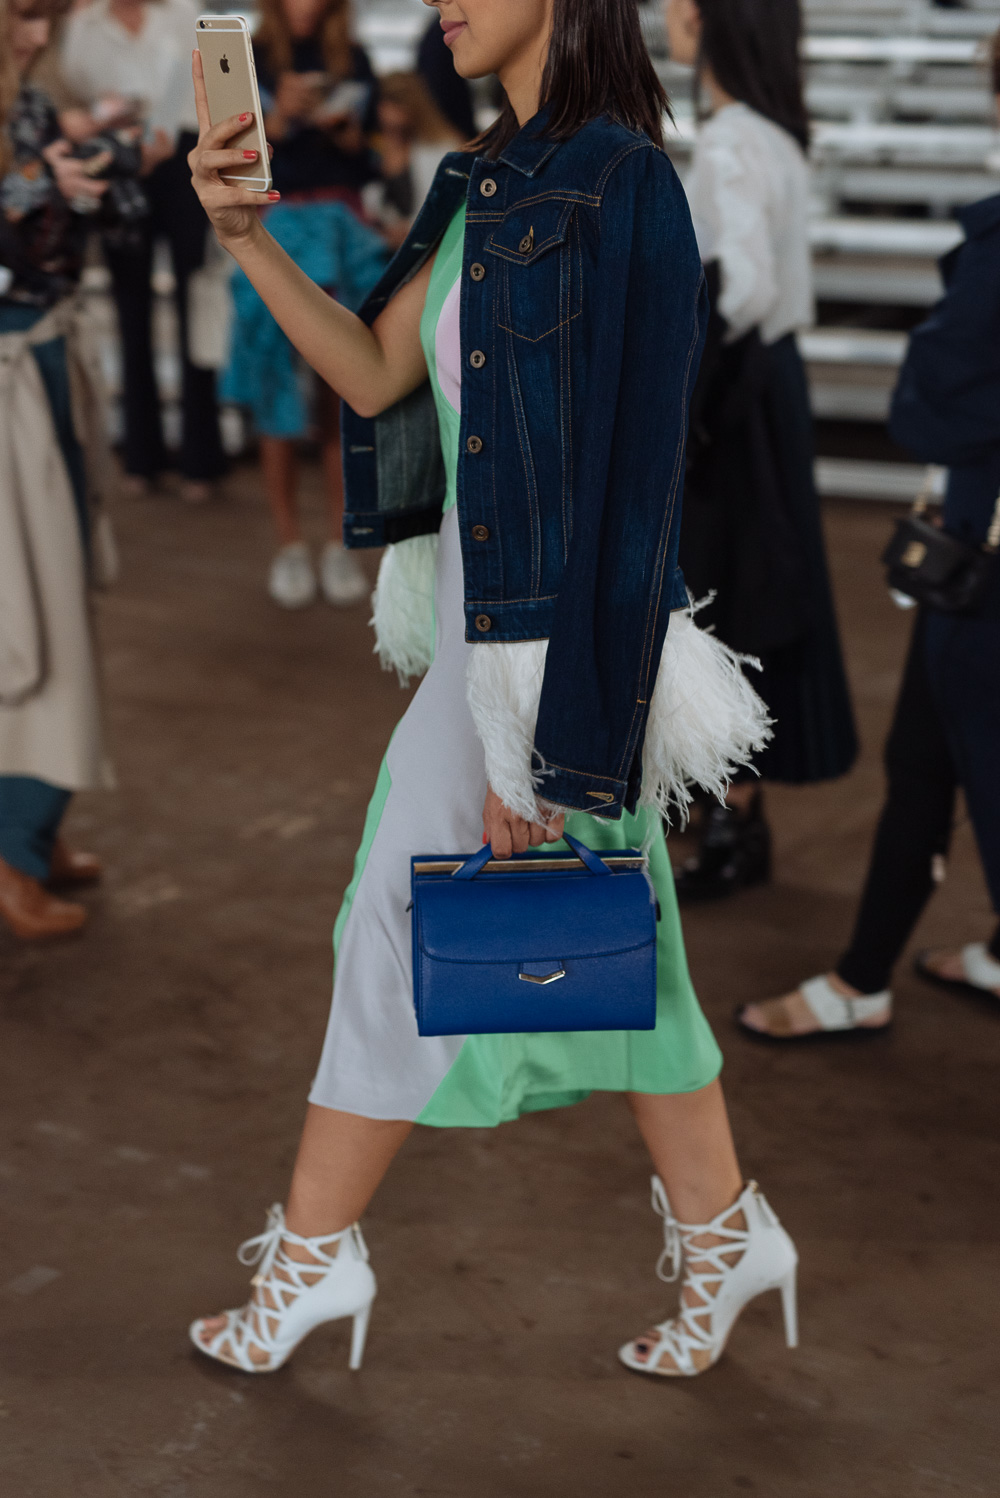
[
  {"xmin": 189, "ymin": 1204, "xmax": 376, "ymax": 1374},
  {"xmin": 619, "ymin": 1177, "xmax": 798, "ymax": 1377}
]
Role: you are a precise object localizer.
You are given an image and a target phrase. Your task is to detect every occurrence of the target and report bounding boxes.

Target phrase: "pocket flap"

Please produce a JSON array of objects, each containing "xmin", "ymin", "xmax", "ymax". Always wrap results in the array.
[
  {"xmin": 414, "ymin": 868, "xmax": 655, "ymax": 963},
  {"xmin": 485, "ymin": 199, "xmax": 576, "ymax": 265}
]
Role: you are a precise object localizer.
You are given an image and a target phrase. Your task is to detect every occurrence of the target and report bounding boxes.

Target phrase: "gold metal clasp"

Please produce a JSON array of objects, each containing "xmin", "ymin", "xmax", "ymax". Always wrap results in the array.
[
  {"xmin": 519, "ymin": 968, "xmax": 566, "ymax": 985},
  {"xmin": 901, "ymin": 540, "xmax": 928, "ymax": 568}
]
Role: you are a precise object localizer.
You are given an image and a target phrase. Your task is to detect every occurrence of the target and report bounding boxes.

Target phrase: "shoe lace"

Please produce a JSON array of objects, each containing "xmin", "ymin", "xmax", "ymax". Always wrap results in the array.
[
  {"xmin": 221, "ymin": 1205, "xmax": 366, "ymax": 1359},
  {"xmin": 646, "ymin": 1177, "xmax": 752, "ymax": 1374}
]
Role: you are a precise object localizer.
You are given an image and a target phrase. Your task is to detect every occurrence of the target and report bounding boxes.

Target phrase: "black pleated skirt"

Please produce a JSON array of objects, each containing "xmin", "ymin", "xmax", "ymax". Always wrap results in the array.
[{"xmin": 680, "ymin": 331, "xmax": 858, "ymax": 784}]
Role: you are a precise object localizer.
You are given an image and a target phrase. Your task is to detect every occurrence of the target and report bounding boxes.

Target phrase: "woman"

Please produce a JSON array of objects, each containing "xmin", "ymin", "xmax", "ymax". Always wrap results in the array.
[
  {"xmin": 185, "ymin": 0, "xmax": 797, "ymax": 1381},
  {"xmin": 739, "ymin": 27, "xmax": 1000, "ymax": 1041},
  {"xmin": 368, "ymin": 71, "xmax": 464, "ymax": 246},
  {"xmin": 60, "ymin": 0, "xmax": 227, "ymax": 504},
  {"xmin": 222, "ymin": 0, "xmax": 386, "ymax": 608},
  {"xmin": 0, "ymin": 0, "xmax": 116, "ymax": 939},
  {"xmin": 665, "ymin": 0, "xmax": 858, "ymax": 902}
]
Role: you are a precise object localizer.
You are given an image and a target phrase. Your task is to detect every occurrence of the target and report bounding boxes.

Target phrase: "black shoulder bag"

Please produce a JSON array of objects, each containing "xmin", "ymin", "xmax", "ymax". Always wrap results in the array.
[{"xmin": 882, "ymin": 468, "xmax": 1000, "ymax": 615}]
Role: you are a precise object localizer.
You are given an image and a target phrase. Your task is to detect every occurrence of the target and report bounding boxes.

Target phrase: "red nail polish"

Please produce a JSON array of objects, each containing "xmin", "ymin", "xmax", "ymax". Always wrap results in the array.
[
  {"xmin": 242, "ymin": 150, "xmax": 257, "ymax": 159},
  {"xmin": 239, "ymin": 112, "xmax": 250, "ymax": 123},
  {"xmin": 482, "ymin": 833, "xmax": 488, "ymax": 844},
  {"xmin": 267, "ymin": 191, "xmax": 280, "ymax": 200}
]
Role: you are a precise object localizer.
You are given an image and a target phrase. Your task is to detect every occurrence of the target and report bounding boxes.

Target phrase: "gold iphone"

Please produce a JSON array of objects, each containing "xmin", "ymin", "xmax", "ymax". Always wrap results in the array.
[{"xmin": 195, "ymin": 14, "xmax": 272, "ymax": 192}]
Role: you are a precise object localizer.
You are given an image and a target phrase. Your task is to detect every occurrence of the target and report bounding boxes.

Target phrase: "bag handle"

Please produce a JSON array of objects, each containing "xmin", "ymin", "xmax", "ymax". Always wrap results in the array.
[
  {"xmin": 912, "ymin": 466, "xmax": 1000, "ymax": 555},
  {"xmin": 452, "ymin": 830, "xmax": 613, "ymax": 881}
]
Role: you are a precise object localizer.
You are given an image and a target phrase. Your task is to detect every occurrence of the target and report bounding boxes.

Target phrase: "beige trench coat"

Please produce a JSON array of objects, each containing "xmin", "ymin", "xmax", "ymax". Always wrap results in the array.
[{"xmin": 0, "ymin": 297, "xmax": 115, "ymax": 790}]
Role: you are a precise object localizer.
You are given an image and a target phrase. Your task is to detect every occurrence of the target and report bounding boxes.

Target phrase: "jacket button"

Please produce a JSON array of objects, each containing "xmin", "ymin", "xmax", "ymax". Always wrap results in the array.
[
  {"xmin": 466, "ymin": 435, "xmax": 483, "ymax": 454},
  {"xmin": 470, "ymin": 262, "xmax": 486, "ymax": 281},
  {"xmin": 472, "ymin": 524, "xmax": 490, "ymax": 541},
  {"xmin": 469, "ymin": 349, "xmax": 486, "ymax": 369},
  {"xmin": 475, "ymin": 614, "xmax": 492, "ymax": 632},
  {"xmin": 479, "ymin": 177, "xmax": 497, "ymax": 197}
]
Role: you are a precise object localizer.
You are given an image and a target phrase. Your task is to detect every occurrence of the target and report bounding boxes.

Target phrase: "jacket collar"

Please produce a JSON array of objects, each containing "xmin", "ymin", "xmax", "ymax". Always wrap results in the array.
[
  {"xmin": 956, "ymin": 192, "xmax": 1000, "ymax": 239},
  {"xmin": 496, "ymin": 104, "xmax": 561, "ymax": 177}
]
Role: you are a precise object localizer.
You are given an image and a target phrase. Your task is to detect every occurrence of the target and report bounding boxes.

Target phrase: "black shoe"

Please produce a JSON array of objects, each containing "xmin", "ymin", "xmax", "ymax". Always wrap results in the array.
[{"xmin": 674, "ymin": 796, "xmax": 771, "ymax": 903}]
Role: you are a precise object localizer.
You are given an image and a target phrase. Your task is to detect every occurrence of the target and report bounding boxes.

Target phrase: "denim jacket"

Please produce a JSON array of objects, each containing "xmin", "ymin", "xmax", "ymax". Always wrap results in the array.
[{"xmin": 342, "ymin": 109, "xmax": 708, "ymax": 817}]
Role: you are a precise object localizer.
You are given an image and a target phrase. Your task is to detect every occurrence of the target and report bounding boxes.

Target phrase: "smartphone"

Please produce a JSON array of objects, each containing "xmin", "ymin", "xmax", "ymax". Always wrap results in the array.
[
  {"xmin": 195, "ymin": 14, "xmax": 272, "ymax": 192},
  {"xmin": 318, "ymin": 79, "xmax": 369, "ymax": 121}
]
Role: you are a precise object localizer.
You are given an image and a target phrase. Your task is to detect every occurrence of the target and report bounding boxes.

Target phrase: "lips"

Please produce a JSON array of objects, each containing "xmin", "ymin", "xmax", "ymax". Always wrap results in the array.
[{"xmin": 441, "ymin": 20, "xmax": 467, "ymax": 46}]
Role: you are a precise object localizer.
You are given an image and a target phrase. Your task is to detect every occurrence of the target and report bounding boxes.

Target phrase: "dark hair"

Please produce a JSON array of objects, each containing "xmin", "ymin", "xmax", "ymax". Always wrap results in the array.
[
  {"xmin": 476, "ymin": 0, "xmax": 670, "ymax": 159},
  {"xmin": 696, "ymin": 0, "xmax": 810, "ymax": 152}
]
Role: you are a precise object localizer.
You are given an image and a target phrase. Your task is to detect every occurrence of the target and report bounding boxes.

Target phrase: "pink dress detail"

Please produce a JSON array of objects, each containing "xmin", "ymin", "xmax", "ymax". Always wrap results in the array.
[{"xmin": 434, "ymin": 274, "xmax": 462, "ymax": 416}]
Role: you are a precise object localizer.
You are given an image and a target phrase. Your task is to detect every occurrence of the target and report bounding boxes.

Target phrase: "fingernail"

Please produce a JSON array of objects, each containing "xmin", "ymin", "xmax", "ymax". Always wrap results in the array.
[
  {"xmin": 267, "ymin": 191, "xmax": 280, "ymax": 200},
  {"xmin": 242, "ymin": 149, "xmax": 257, "ymax": 159},
  {"xmin": 239, "ymin": 112, "xmax": 251, "ymax": 123}
]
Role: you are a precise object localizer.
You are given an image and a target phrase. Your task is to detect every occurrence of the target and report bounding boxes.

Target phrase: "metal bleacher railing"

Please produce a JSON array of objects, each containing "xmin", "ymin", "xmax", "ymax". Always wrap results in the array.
[{"xmin": 83, "ymin": 0, "xmax": 1000, "ymax": 499}]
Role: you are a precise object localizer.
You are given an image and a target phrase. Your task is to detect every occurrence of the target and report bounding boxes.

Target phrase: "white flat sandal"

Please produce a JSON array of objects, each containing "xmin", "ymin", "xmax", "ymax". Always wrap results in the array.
[
  {"xmin": 916, "ymin": 941, "xmax": 1000, "ymax": 999},
  {"xmin": 737, "ymin": 973, "xmax": 892, "ymax": 1042},
  {"xmin": 189, "ymin": 1204, "xmax": 376, "ymax": 1374},
  {"xmin": 619, "ymin": 1178, "xmax": 798, "ymax": 1378}
]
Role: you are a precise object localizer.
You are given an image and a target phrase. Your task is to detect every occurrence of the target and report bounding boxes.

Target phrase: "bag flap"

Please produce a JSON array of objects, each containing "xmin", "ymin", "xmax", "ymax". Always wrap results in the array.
[
  {"xmin": 415, "ymin": 868, "xmax": 654, "ymax": 963},
  {"xmin": 484, "ymin": 198, "xmax": 576, "ymax": 265},
  {"xmin": 884, "ymin": 517, "xmax": 972, "ymax": 582}
]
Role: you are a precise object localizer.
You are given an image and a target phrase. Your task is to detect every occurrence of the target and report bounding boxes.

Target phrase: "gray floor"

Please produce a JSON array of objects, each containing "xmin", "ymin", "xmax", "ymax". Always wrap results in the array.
[{"xmin": 1, "ymin": 468, "xmax": 997, "ymax": 1497}]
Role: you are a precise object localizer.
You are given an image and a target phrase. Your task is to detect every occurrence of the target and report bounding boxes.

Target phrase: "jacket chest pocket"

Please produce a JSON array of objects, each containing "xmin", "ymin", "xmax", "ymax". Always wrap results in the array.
[{"xmin": 485, "ymin": 200, "xmax": 582, "ymax": 343}]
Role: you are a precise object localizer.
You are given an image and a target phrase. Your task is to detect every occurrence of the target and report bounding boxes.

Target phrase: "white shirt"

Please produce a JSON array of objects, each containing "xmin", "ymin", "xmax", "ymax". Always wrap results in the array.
[
  {"xmin": 685, "ymin": 102, "xmax": 814, "ymax": 344},
  {"xmin": 60, "ymin": 0, "xmax": 201, "ymax": 138}
]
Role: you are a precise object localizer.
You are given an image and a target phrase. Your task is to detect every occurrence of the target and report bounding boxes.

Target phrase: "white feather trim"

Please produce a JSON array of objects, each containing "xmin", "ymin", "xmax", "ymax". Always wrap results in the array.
[
  {"xmin": 637, "ymin": 603, "xmax": 772, "ymax": 823},
  {"xmin": 465, "ymin": 637, "xmax": 549, "ymax": 823},
  {"xmin": 370, "ymin": 533, "xmax": 438, "ymax": 685},
  {"xmin": 465, "ymin": 602, "xmax": 772, "ymax": 825}
]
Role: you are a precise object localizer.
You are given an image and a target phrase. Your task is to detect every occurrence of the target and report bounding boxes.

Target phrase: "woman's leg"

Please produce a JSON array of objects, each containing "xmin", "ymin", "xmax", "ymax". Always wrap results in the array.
[
  {"xmin": 316, "ymin": 384, "xmax": 368, "ymax": 604},
  {"xmin": 102, "ymin": 226, "xmax": 168, "ymax": 483},
  {"xmin": 259, "ymin": 436, "xmax": 301, "ymax": 544},
  {"xmin": 742, "ymin": 612, "xmax": 957, "ymax": 1035},
  {"xmin": 624, "ymin": 1082, "xmax": 753, "ymax": 1374},
  {"xmin": 285, "ymin": 1105, "xmax": 413, "ymax": 1238},
  {"xmin": 628, "ymin": 1081, "xmax": 741, "ymax": 1226},
  {"xmin": 196, "ymin": 1105, "xmax": 410, "ymax": 1363}
]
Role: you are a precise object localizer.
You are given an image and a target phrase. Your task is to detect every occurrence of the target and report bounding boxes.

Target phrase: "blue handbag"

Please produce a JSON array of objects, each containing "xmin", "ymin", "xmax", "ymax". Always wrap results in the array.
[{"xmin": 410, "ymin": 832, "xmax": 658, "ymax": 1037}]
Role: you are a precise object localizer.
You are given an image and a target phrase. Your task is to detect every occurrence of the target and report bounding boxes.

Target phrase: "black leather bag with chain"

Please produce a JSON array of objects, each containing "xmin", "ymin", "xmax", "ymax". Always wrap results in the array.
[{"xmin": 882, "ymin": 472, "xmax": 1000, "ymax": 615}]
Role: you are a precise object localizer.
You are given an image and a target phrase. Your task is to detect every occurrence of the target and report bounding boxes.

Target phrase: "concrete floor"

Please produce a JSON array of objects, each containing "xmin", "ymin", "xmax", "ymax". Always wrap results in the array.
[{"xmin": 1, "ymin": 468, "xmax": 998, "ymax": 1498}]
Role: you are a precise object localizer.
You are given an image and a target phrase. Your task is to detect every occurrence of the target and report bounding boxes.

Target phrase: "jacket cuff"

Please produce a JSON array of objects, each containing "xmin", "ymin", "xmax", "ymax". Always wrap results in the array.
[{"xmin": 535, "ymin": 762, "xmax": 627, "ymax": 819}]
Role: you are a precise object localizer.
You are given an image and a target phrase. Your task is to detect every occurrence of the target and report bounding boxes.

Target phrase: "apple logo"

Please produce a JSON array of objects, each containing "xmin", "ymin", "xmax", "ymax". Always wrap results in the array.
[{"xmin": 220, "ymin": 54, "xmax": 230, "ymax": 74}]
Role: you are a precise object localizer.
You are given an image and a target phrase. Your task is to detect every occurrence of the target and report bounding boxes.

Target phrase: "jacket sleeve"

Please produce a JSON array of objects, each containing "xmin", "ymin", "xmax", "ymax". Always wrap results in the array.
[
  {"xmin": 889, "ymin": 230, "xmax": 1000, "ymax": 466},
  {"xmin": 532, "ymin": 146, "xmax": 707, "ymax": 817}
]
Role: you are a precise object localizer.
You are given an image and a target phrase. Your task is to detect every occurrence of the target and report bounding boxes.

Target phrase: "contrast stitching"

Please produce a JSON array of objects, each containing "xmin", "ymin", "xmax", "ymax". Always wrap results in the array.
[
  {"xmin": 466, "ymin": 594, "xmax": 558, "ymax": 605},
  {"xmin": 539, "ymin": 760, "xmax": 625, "ymax": 785},
  {"xmin": 497, "ymin": 308, "xmax": 581, "ymax": 342}
]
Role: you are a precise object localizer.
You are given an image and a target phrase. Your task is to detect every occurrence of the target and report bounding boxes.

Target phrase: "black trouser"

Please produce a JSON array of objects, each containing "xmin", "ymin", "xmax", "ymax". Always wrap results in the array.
[
  {"xmin": 103, "ymin": 133, "xmax": 226, "ymax": 482},
  {"xmin": 836, "ymin": 609, "xmax": 1000, "ymax": 994}
]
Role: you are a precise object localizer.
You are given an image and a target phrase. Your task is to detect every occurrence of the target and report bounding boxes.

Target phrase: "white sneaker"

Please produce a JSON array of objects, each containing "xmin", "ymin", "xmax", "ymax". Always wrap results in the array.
[
  {"xmin": 320, "ymin": 542, "xmax": 369, "ymax": 607},
  {"xmin": 268, "ymin": 543, "xmax": 317, "ymax": 609}
]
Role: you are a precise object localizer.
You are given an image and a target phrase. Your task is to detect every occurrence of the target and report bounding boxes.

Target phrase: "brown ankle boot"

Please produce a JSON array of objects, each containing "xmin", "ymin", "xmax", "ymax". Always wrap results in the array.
[
  {"xmin": 0, "ymin": 857, "xmax": 87, "ymax": 940},
  {"xmin": 48, "ymin": 838, "xmax": 102, "ymax": 887}
]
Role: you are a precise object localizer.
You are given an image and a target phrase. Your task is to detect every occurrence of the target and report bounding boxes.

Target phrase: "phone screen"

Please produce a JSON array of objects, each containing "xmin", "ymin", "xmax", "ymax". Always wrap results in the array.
[{"xmin": 195, "ymin": 14, "xmax": 272, "ymax": 192}]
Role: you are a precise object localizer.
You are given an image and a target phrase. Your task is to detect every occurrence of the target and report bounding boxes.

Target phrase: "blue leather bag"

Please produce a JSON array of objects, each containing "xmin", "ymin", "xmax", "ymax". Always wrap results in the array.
[{"xmin": 410, "ymin": 833, "xmax": 657, "ymax": 1037}]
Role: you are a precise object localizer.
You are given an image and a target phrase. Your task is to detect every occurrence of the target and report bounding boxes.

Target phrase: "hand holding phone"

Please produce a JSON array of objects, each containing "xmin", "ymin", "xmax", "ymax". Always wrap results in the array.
[
  {"xmin": 189, "ymin": 26, "xmax": 279, "ymax": 251},
  {"xmin": 194, "ymin": 14, "xmax": 271, "ymax": 191}
]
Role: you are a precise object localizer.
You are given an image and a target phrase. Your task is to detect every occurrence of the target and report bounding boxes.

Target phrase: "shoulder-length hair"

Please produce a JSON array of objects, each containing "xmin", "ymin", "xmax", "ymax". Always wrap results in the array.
[
  {"xmin": 476, "ymin": 0, "xmax": 670, "ymax": 159},
  {"xmin": 696, "ymin": 0, "xmax": 810, "ymax": 152},
  {"xmin": 254, "ymin": 0, "xmax": 353, "ymax": 79},
  {"xmin": 0, "ymin": 0, "xmax": 72, "ymax": 174}
]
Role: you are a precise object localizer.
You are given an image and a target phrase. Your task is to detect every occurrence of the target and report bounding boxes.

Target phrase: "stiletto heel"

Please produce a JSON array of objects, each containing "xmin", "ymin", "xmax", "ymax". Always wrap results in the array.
[
  {"xmin": 190, "ymin": 1205, "xmax": 376, "ymax": 1374},
  {"xmin": 349, "ymin": 1300, "xmax": 372, "ymax": 1370},
  {"xmin": 619, "ymin": 1178, "xmax": 799, "ymax": 1377},
  {"xmin": 779, "ymin": 1265, "xmax": 798, "ymax": 1349}
]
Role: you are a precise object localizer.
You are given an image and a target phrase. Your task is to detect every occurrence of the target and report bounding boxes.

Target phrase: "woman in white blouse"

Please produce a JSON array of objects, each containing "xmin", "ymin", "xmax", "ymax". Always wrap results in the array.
[{"xmin": 666, "ymin": 0, "xmax": 857, "ymax": 902}]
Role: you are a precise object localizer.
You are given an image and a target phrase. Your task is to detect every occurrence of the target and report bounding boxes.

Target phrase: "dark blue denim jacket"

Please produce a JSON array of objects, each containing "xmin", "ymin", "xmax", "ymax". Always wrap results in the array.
[
  {"xmin": 890, "ymin": 192, "xmax": 1000, "ymax": 618},
  {"xmin": 342, "ymin": 110, "xmax": 707, "ymax": 816}
]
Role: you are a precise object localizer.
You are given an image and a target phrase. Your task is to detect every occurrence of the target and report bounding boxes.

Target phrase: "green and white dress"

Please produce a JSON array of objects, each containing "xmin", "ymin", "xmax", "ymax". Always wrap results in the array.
[{"xmin": 308, "ymin": 206, "xmax": 724, "ymax": 1127}]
